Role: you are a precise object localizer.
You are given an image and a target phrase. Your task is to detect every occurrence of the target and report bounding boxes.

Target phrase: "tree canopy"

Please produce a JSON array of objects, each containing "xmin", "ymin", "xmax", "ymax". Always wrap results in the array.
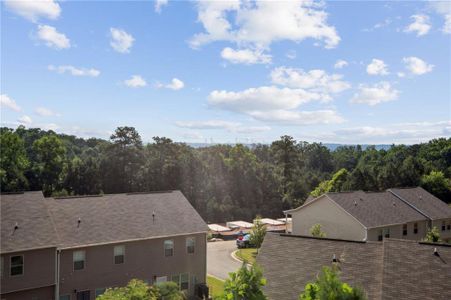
[
  {"xmin": 219, "ymin": 263, "xmax": 267, "ymax": 300},
  {"xmin": 1, "ymin": 126, "xmax": 450, "ymax": 223}
]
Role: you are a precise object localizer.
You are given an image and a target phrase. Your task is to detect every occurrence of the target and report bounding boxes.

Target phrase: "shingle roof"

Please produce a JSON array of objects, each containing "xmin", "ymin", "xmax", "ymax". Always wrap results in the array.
[
  {"xmin": 389, "ymin": 187, "xmax": 451, "ymax": 220},
  {"xmin": 326, "ymin": 190, "xmax": 427, "ymax": 228},
  {"xmin": 1, "ymin": 191, "xmax": 58, "ymax": 253},
  {"xmin": 45, "ymin": 191, "xmax": 208, "ymax": 249},
  {"xmin": 1, "ymin": 190, "xmax": 208, "ymax": 252},
  {"xmin": 257, "ymin": 233, "xmax": 451, "ymax": 300}
]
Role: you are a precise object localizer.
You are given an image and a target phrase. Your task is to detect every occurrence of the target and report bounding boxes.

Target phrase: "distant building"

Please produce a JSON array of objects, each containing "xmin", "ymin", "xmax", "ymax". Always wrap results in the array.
[
  {"xmin": 284, "ymin": 187, "xmax": 451, "ymax": 242},
  {"xmin": 1, "ymin": 191, "xmax": 208, "ymax": 300},
  {"xmin": 258, "ymin": 233, "xmax": 451, "ymax": 300}
]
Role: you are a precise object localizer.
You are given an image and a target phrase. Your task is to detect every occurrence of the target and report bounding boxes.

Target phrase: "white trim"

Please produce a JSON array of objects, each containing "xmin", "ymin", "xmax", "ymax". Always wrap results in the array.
[{"xmin": 9, "ymin": 254, "xmax": 24, "ymax": 277}]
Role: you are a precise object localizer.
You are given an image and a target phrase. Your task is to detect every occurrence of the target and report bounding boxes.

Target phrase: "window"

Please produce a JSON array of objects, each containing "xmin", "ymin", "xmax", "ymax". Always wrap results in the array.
[
  {"xmin": 76, "ymin": 290, "xmax": 90, "ymax": 300},
  {"xmin": 180, "ymin": 273, "xmax": 189, "ymax": 290},
  {"xmin": 114, "ymin": 245, "xmax": 125, "ymax": 264},
  {"xmin": 442, "ymin": 221, "xmax": 446, "ymax": 231},
  {"xmin": 377, "ymin": 229, "xmax": 383, "ymax": 241},
  {"xmin": 383, "ymin": 228, "xmax": 390, "ymax": 238},
  {"xmin": 73, "ymin": 250, "xmax": 85, "ymax": 270},
  {"xmin": 95, "ymin": 288, "xmax": 106, "ymax": 297},
  {"xmin": 171, "ymin": 274, "xmax": 181, "ymax": 288},
  {"xmin": 402, "ymin": 224, "xmax": 407, "ymax": 236},
  {"xmin": 414, "ymin": 223, "xmax": 418, "ymax": 234},
  {"xmin": 448, "ymin": 223, "xmax": 451, "ymax": 230},
  {"xmin": 10, "ymin": 255, "xmax": 23, "ymax": 276},
  {"xmin": 164, "ymin": 240, "xmax": 174, "ymax": 257},
  {"xmin": 156, "ymin": 276, "xmax": 167, "ymax": 284},
  {"xmin": 59, "ymin": 296, "xmax": 70, "ymax": 300},
  {"xmin": 186, "ymin": 237, "xmax": 195, "ymax": 254}
]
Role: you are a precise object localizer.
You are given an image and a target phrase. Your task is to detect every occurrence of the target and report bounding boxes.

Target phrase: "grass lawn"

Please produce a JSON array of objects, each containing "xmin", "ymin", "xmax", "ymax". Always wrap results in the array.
[
  {"xmin": 207, "ymin": 275, "xmax": 225, "ymax": 299},
  {"xmin": 236, "ymin": 248, "xmax": 258, "ymax": 265}
]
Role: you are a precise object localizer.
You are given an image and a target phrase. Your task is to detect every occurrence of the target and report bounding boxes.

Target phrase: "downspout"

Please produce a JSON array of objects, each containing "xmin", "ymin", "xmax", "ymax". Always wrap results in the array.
[
  {"xmin": 284, "ymin": 213, "xmax": 288, "ymax": 234},
  {"xmin": 55, "ymin": 249, "xmax": 60, "ymax": 300}
]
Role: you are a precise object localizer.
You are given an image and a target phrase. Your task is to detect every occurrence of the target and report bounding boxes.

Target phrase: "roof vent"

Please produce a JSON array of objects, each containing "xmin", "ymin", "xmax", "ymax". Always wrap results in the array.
[
  {"xmin": 152, "ymin": 210, "xmax": 156, "ymax": 224},
  {"xmin": 14, "ymin": 222, "xmax": 19, "ymax": 230},
  {"xmin": 359, "ymin": 197, "xmax": 363, "ymax": 201},
  {"xmin": 77, "ymin": 217, "xmax": 81, "ymax": 228},
  {"xmin": 354, "ymin": 200, "xmax": 357, "ymax": 206},
  {"xmin": 332, "ymin": 254, "xmax": 338, "ymax": 263},
  {"xmin": 392, "ymin": 201, "xmax": 396, "ymax": 207},
  {"xmin": 434, "ymin": 247, "xmax": 439, "ymax": 256}
]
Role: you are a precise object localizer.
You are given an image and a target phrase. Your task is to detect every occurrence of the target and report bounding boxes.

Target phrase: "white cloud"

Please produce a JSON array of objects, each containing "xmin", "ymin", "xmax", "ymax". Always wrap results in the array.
[
  {"xmin": 334, "ymin": 121, "xmax": 451, "ymax": 144},
  {"xmin": 155, "ymin": 0, "xmax": 168, "ymax": 13},
  {"xmin": 156, "ymin": 78, "xmax": 185, "ymax": 90},
  {"xmin": 37, "ymin": 25, "xmax": 70, "ymax": 49},
  {"xmin": 402, "ymin": 56, "xmax": 434, "ymax": 75},
  {"xmin": 190, "ymin": 0, "xmax": 340, "ymax": 49},
  {"xmin": 270, "ymin": 67, "xmax": 351, "ymax": 100},
  {"xmin": 110, "ymin": 28, "xmax": 134, "ymax": 53},
  {"xmin": 351, "ymin": 81, "xmax": 399, "ymax": 106},
  {"xmin": 221, "ymin": 47, "xmax": 271, "ymax": 64},
  {"xmin": 334, "ymin": 59, "xmax": 348, "ymax": 69},
  {"xmin": 17, "ymin": 115, "xmax": 32, "ymax": 125},
  {"xmin": 4, "ymin": 0, "xmax": 61, "ymax": 22},
  {"xmin": 429, "ymin": 1, "xmax": 451, "ymax": 34},
  {"xmin": 286, "ymin": 50, "xmax": 297, "ymax": 60},
  {"xmin": 404, "ymin": 14, "xmax": 431, "ymax": 36},
  {"xmin": 175, "ymin": 120, "xmax": 270, "ymax": 133},
  {"xmin": 48, "ymin": 65, "xmax": 100, "ymax": 77},
  {"xmin": 248, "ymin": 109, "xmax": 344, "ymax": 125},
  {"xmin": 124, "ymin": 75, "xmax": 147, "ymax": 88},
  {"xmin": 366, "ymin": 59, "xmax": 389, "ymax": 75},
  {"xmin": 0, "ymin": 94, "xmax": 21, "ymax": 112},
  {"xmin": 35, "ymin": 107, "xmax": 60, "ymax": 117}
]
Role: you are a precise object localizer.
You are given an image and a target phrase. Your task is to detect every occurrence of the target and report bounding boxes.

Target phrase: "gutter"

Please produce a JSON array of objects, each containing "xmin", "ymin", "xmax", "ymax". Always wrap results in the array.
[{"xmin": 55, "ymin": 249, "xmax": 60, "ymax": 300}]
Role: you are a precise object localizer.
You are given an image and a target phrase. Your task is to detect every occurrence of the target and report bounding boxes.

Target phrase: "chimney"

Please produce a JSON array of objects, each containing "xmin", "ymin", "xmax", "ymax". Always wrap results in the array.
[{"xmin": 77, "ymin": 217, "xmax": 81, "ymax": 228}]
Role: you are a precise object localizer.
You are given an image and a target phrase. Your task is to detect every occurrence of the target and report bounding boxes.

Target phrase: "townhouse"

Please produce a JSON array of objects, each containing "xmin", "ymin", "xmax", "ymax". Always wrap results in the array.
[{"xmin": 1, "ymin": 190, "xmax": 208, "ymax": 300}]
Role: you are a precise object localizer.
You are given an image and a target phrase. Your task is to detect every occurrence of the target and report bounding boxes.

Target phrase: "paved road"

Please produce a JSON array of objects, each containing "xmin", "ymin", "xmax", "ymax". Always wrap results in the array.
[{"xmin": 207, "ymin": 240, "xmax": 241, "ymax": 280}]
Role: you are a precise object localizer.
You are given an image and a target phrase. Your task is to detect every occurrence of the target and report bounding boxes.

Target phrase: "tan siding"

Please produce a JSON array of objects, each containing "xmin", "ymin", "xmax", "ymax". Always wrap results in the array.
[
  {"xmin": 290, "ymin": 196, "xmax": 366, "ymax": 240},
  {"xmin": 59, "ymin": 233, "xmax": 207, "ymax": 298},
  {"xmin": 433, "ymin": 218, "xmax": 451, "ymax": 242},
  {"xmin": 367, "ymin": 221, "xmax": 428, "ymax": 241},
  {"xmin": 0, "ymin": 286, "xmax": 54, "ymax": 300},
  {"xmin": 0, "ymin": 248, "xmax": 56, "ymax": 295}
]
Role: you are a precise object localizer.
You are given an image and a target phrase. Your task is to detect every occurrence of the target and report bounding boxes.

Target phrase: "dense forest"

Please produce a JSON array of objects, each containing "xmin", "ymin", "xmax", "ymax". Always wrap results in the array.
[{"xmin": 1, "ymin": 126, "xmax": 450, "ymax": 223}]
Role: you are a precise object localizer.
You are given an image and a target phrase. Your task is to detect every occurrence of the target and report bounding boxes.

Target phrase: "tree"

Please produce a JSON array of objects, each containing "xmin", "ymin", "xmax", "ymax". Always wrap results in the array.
[
  {"xmin": 219, "ymin": 263, "xmax": 267, "ymax": 300},
  {"xmin": 0, "ymin": 129, "xmax": 29, "ymax": 191},
  {"xmin": 299, "ymin": 266, "xmax": 367, "ymax": 300},
  {"xmin": 310, "ymin": 169, "xmax": 349, "ymax": 197},
  {"xmin": 424, "ymin": 226, "xmax": 441, "ymax": 243},
  {"xmin": 157, "ymin": 282, "xmax": 185, "ymax": 300},
  {"xmin": 420, "ymin": 171, "xmax": 451, "ymax": 202},
  {"xmin": 97, "ymin": 279, "xmax": 159, "ymax": 300},
  {"xmin": 250, "ymin": 216, "xmax": 267, "ymax": 251},
  {"xmin": 32, "ymin": 135, "xmax": 66, "ymax": 196},
  {"xmin": 310, "ymin": 224, "xmax": 326, "ymax": 238}
]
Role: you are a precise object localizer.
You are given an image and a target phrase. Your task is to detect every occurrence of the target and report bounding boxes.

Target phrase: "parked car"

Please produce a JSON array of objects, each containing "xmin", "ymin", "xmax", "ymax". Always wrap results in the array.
[{"xmin": 236, "ymin": 233, "xmax": 252, "ymax": 248}]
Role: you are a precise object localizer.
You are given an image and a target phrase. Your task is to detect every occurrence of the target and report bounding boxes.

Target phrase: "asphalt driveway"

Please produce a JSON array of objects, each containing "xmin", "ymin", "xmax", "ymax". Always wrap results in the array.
[{"xmin": 207, "ymin": 240, "xmax": 242, "ymax": 280}]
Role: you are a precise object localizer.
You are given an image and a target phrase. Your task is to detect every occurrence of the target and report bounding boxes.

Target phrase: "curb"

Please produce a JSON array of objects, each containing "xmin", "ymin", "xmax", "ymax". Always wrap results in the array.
[
  {"xmin": 231, "ymin": 250, "xmax": 252, "ymax": 267},
  {"xmin": 207, "ymin": 273, "xmax": 225, "ymax": 282}
]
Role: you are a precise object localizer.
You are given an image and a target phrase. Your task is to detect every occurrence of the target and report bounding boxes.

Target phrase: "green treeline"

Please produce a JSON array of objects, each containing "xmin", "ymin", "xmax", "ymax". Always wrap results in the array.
[{"xmin": 1, "ymin": 126, "xmax": 450, "ymax": 223}]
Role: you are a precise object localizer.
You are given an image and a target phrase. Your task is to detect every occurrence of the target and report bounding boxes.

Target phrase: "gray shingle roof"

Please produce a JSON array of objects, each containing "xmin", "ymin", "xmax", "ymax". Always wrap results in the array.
[
  {"xmin": 1, "ymin": 190, "xmax": 208, "ymax": 252},
  {"xmin": 326, "ymin": 190, "xmax": 427, "ymax": 228},
  {"xmin": 257, "ymin": 233, "xmax": 451, "ymax": 300},
  {"xmin": 389, "ymin": 187, "xmax": 451, "ymax": 220},
  {"xmin": 1, "ymin": 191, "xmax": 58, "ymax": 253}
]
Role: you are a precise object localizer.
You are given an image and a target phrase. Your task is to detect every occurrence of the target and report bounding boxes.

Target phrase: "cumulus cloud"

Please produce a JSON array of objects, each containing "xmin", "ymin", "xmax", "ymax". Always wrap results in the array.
[
  {"xmin": 37, "ymin": 25, "xmax": 70, "ymax": 49},
  {"xmin": 17, "ymin": 115, "xmax": 32, "ymax": 125},
  {"xmin": 190, "ymin": 0, "xmax": 340, "ymax": 50},
  {"xmin": 48, "ymin": 65, "xmax": 100, "ymax": 77},
  {"xmin": 402, "ymin": 56, "xmax": 434, "ymax": 75},
  {"xmin": 334, "ymin": 59, "xmax": 348, "ymax": 69},
  {"xmin": 124, "ymin": 75, "xmax": 147, "ymax": 88},
  {"xmin": 156, "ymin": 78, "xmax": 185, "ymax": 90},
  {"xmin": 35, "ymin": 107, "xmax": 60, "ymax": 117},
  {"xmin": 110, "ymin": 28, "xmax": 134, "ymax": 53},
  {"xmin": 4, "ymin": 0, "xmax": 61, "ymax": 22},
  {"xmin": 221, "ymin": 47, "xmax": 271, "ymax": 64},
  {"xmin": 366, "ymin": 59, "xmax": 389, "ymax": 75},
  {"xmin": 270, "ymin": 67, "xmax": 351, "ymax": 100},
  {"xmin": 248, "ymin": 109, "xmax": 344, "ymax": 125},
  {"xmin": 175, "ymin": 120, "xmax": 270, "ymax": 133},
  {"xmin": 155, "ymin": 0, "xmax": 168, "ymax": 13},
  {"xmin": 351, "ymin": 82, "xmax": 399, "ymax": 106},
  {"xmin": 404, "ymin": 14, "xmax": 431, "ymax": 36},
  {"xmin": 0, "ymin": 94, "xmax": 21, "ymax": 112}
]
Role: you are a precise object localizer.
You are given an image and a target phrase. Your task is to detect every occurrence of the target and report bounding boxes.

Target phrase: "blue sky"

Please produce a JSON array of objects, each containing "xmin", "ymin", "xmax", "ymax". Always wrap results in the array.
[{"xmin": 1, "ymin": 0, "xmax": 450, "ymax": 144}]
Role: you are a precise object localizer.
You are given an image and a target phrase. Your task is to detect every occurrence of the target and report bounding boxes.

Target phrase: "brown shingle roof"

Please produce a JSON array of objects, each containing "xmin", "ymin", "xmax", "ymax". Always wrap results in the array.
[
  {"xmin": 1, "ymin": 191, "xmax": 58, "ymax": 253},
  {"xmin": 389, "ymin": 187, "xmax": 451, "ymax": 220},
  {"xmin": 257, "ymin": 233, "xmax": 451, "ymax": 300},
  {"xmin": 327, "ymin": 190, "xmax": 427, "ymax": 228},
  {"xmin": 1, "ymin": 190, "xmax": 208, "ymax": 252}
]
